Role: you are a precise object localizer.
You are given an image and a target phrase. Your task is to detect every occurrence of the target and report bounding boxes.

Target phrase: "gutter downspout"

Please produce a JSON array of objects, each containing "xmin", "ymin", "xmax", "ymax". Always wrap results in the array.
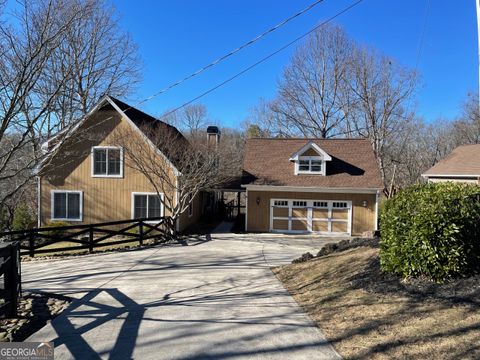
[{"xmin": 37, "ymin": 176, "xmax": 41, "ymax": 227}]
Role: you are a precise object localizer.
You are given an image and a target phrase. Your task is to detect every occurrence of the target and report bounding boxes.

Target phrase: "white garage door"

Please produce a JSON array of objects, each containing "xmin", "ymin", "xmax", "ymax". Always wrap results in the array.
[{"xmin": 270, "ymin": 199, "xmax": 352, "ymax": 235}]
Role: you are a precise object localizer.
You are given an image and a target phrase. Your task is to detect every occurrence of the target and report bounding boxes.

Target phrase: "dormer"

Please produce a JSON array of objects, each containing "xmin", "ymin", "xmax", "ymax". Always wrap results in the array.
[{"xmin": 290, "ymin": 141, "xmax": 332, "ymax": 176}]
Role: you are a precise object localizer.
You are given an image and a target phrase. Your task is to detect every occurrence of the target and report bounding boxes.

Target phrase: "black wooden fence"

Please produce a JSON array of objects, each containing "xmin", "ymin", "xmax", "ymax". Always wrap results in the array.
[
  {"xmin": 0, "ymin": 217, "xmax": 174, "ymax": 257},
  {"xmin": 0, "ymin": 242, "xmax": 20, "ymax": 318}
]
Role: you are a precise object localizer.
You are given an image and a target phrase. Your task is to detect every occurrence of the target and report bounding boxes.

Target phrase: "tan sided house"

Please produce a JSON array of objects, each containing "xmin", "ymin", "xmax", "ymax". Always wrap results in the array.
[
  {"xmin": 37, "ymin": 95, "xmax": 203, "ymax": 232},
  {"xmin": 241, "ymin": 138, "xmax": 384, "ymax": 236},
  {"xmin": 422, "ymin": 144, "xmax": 480, "ymax": 184}
]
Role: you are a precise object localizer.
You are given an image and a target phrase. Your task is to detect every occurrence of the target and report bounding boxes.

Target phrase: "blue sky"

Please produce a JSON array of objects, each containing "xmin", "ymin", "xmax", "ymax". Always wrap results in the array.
[{"xmin": 115, "ymin": 0, "xmax": 477, "ymax": 127}]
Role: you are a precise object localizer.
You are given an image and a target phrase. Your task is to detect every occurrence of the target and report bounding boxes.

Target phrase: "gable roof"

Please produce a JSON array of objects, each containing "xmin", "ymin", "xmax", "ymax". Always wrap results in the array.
[
  {"xmin": 422, "ymin": 144, "xmax": 480, "ymax": 177},
  {"xmin": 242, "ymin": 138, "xmax": 383, "ymax": 189},
  {"xmin": 289, "ymin": 140, "xmax": 332, "ymax": 161},
  {"xmin": 38, "ymin": 95, "xmax": 189, "ymax": 175}
]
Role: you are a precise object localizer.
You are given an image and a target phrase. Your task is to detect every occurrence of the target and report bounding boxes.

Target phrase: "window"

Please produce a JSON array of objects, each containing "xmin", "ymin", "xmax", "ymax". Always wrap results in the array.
[
  {"xmin": 51, "ymin": 191, "xmax": 82, "ymax": 221},
  {"xmin": 313, "ymin": 201, "xmax": 328, "ymax": 208},
  {"xmin": 92, "ymin": 147, "xmax": 123, "ymax": 177},
  {"xmin": 274, "ymin": 200, "xmax": 288, "ymax": 207},
  {"xmin": 296, "ymin": 157, "xmax": 323, "ymax": 174},
  {"xmin": 188, "ymin": 193, "xmax": 193, "ymax": 217},
  {"xmin": 132, "ymin": 193, "xmax": 163, "ymax": 219},
  {"xmin": 332, "ymin": 202, "xmax": 348, "ymax": 209},
  {"xmin": 292, "ymin": 201, "xmax": 307, "ymax": 207}
]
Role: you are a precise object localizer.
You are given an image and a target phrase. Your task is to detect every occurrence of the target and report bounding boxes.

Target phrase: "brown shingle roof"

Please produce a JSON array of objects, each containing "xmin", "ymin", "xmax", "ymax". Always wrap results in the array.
[
  {"xmin": 423, "ymin": 144, "xmax": 480, "ymax": 176},
  {"xmin": 242, "ymin": 138, "xmax": 383, "ymax": 189}
]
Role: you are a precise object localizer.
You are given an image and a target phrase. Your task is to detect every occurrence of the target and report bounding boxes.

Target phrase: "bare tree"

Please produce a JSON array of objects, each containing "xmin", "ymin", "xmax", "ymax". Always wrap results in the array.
[
  {"xmin": 114, "ymin": 124, "xmax": 239, "ymax": 225},
  {"xmin": 0, "ymin": 0, "xmax": 141, "ymax": 216},
  {"xmin": 40, "ymin": 0, "xmax": 141, "ymax": 135},
  {"xmin": 347, "ymin": 47, "xmax": 417, "ymax": 186},
  {"xmin": 268, "ymin": 24, "xmax": 354, "ymax": 138},
  {"xmin": 160, "ymin": 104, "xmax": 210, "ymax": 139}
]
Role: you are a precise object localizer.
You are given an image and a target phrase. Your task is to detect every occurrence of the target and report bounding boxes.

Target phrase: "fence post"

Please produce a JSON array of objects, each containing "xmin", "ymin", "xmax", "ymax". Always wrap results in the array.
[
  {"xmin": 88, "ymin": 225, "xmax": 94, "ymax": 253},
  {"xmin": 4, "ymin": 242, "xmax": 19, "ymax": 318},
  {"xmin": 139, "ymin": 221, "xmax": 143, "ymax": 246},
  {"xmin": 28, "ymin": 231, "xmax": 35, "ymax": 258}
]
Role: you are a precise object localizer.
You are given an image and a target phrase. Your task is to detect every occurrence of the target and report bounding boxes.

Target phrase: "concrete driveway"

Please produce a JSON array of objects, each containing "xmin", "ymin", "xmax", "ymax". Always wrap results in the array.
[{"xmin": 22, "ymin": 234, "xmax": 341, "ymax": 360}]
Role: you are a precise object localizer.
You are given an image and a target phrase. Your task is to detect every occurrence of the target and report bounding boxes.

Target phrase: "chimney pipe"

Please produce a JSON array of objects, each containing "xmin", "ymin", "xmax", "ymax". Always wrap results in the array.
[{"xmin": 206, "ymin": 126, "xmax": 220, "ymax": 149}]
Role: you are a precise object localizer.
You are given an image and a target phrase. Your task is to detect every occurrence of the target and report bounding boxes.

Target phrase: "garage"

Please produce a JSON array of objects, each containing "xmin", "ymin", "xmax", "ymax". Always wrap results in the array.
[{"xmin": 270, "ymin": 199, "xmax": 352, "ymax": 235}]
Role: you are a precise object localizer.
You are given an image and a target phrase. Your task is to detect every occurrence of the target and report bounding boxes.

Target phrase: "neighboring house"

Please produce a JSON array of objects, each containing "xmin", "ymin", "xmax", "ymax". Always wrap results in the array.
[
  {"xmin": 36, "ymin": 95, "xmax": 202, "ymax": 232},
  {"xmin": 241, "ymin": 139, "xmax": 384, "ymax": 236},
  {"xmin": 422, "ymin": 144, "xmax": 480, "ymax": 184}
]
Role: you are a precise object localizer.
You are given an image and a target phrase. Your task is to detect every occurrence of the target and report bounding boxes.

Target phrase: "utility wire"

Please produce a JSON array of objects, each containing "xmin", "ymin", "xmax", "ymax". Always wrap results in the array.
[
  {"xmin": 161, "ymin": 0, "xmax": 365, "ymax": 119},
  {"xmin": 135, "ymin": 0, "xmax": 328, "ymax": 108},
  {"xmin": 415, "ymin": 0, "xmax": 431, "ymax": 71}
]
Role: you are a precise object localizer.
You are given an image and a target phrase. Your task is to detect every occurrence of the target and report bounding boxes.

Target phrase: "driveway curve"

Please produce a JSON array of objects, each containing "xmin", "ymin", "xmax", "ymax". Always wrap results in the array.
[{"xmin": 22, "ymin": 235, "xmax": 341, "ymax": 360}]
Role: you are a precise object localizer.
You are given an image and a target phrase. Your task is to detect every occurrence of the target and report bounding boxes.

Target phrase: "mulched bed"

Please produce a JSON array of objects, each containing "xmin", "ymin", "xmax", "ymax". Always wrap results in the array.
[
  {"xmin": 349, "ymin": 254, "xmax": 480, "ymax": 307},
  {"xmin": 293, "ymin": 237, "xmax": 480, "ymax": 307},
  {"xmin": 0, "ymin": 292, "xmax": 71, "ymax": 342}
]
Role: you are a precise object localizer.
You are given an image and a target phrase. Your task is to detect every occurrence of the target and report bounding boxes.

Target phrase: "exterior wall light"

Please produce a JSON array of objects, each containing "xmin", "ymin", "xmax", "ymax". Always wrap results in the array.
[
  {"xmin": 256, "ymin": 197, "xmax": 261, "ymax": 205},
  {"xmin": 362, "ymin": 200, "xmax": 368, "ymax": 207}
]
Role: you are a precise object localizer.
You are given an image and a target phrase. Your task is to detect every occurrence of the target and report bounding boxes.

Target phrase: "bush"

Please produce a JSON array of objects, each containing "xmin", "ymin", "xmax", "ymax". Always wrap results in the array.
[
  {"xmin": 380, "ymin": 182, "xmax": 480, "ymax": 282},
  {"xmin": 42, "ymin": 221, "xmax": 72, "ymax": 238},
  {"xmin": 12, "ymin": 203, "xmax": 36, "ymax": 232}
]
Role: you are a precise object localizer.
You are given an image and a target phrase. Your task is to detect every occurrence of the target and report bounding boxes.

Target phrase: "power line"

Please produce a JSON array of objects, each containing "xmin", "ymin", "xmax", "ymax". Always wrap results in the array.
[
  {"xmin": 415, "ymin": 0, "xmax": 431, "ymax": 71},
  {"xmin": 135, "ymin": 0, "xmax": 329, "ymax": 108},
  {"xmin": 161, "ymin": 0, "xmax": 365, "ymax": 119}
]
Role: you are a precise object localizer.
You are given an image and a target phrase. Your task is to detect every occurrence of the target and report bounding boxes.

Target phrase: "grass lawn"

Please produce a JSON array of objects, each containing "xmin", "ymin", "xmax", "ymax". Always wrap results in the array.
[{"xmin": 273, "ymin": 247, "xmax": 480, "ymax": 360}]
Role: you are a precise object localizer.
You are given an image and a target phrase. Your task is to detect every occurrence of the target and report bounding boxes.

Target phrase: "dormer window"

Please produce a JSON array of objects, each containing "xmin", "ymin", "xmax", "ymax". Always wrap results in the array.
[
  {"xmin": 290, "ymin": 141, "xmax": 332, "ymax": 176},
  {"xmin": 298, "ymin": 158, "xmax": 323, "ymax": 174}
]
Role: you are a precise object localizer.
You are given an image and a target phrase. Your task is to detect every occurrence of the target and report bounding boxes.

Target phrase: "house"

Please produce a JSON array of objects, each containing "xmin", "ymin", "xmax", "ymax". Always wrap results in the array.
[
  {"xmin": 36, "ymin": 95, "xmax": 204, "ymax": 232},
  {"xmin": 241, "ymin": 138, "xmax": 384, "ymax": 236},
  {"xmin": 422, "ymin": 144, "xmax": 480, "ymax": 184}
]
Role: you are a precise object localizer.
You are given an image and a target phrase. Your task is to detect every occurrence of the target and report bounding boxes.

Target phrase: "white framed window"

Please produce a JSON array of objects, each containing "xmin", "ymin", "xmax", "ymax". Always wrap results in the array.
[
  {"xmin": 313, "ymin": 201, "xmax": 328, "ymax": 208},
  {"xmin": 292, "ymin": 200, "xmax": 307, "ymax": 207},
  {"xmin": 132, "ymin": 192, "xmax": 164, "ymax": 221},
  {"xmin": 51, "ymin": 190, "xmax": 83, "ymax": 221},
  {"xmin": 295, "ymin": 156, "xmax": 325, "ymax": 175},
  {"xmin": 91, "ymin": 146, "xmax": 123, "ymax": 178},
  {"xmin": 273, "ymin": 200, "xmax": 288, "ymax": 207},
  {"xmin": 188, "ymin": 193, "xmax": 193, "ymax": 217},
  {"xmin": 332, "ymin": 202, "xmax": 348, "ymax": 208}
]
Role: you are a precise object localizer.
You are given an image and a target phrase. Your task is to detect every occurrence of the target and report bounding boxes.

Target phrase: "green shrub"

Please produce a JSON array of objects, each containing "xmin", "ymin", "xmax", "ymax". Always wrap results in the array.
[
  {"xmin": 42, "ymin": 221, "xmax": 72, "ymax": 238},
  {"xmin": 12, "ymin": 203, "xmax": 36, "ymax": 232},
  {"xmin": 380, "ymin": 182, "xmax": 480, "ymax": 282}
]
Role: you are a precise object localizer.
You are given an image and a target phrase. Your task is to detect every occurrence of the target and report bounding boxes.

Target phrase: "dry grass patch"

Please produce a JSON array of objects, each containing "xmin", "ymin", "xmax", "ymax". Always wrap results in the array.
[{"xmin": 273, "ymin": 247, "xmax": 480, "ymax": 360}]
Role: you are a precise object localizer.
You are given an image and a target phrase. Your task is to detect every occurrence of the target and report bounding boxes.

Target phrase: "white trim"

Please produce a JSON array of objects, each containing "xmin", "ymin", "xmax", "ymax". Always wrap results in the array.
[
  {"xmin": 242, "ymin": 184, "xmax": 380, "ymax": 194},
  {"xmin": 270, "ymin": 198, "xmax": 352, "ymax": 235},
  {"xmin": 245, "ymin": 189, "xmax": 249, "ymax": 231},
  {"xmin": 374, "ymin": 190, "xmax": 379, "ymax": 231},
  {"xmin": 422, "ymin": 174, "xmax": 480, "ymax": 178},
  {"xmin": 294, "ymin": 157, "xmax": 326, "ymax": 176},
  {"xmin": 188, "ymin": 193, "xmax": 193, "ymax": 217},
  {"xmin": 131, "ymin": 192, "xmax": 165, "ymax": 222},
  {"xmin": 37, "ymin": 176, "xmax": 41, "ymax": 227},
  {"xmin": 91, "ymin": 146, "xmax": 124, "ymax": 178},
  {"xmin": 175, "ymin": 178, "xmax": 180, "ymax": 232},
  {"xmin": 289, "ymin": 141, "xmax": 332, "ymax": 161},
  {"xmin": 50, "ymin": 190, "xmax": 83, "ymax": 222},
  {"xmin": 35, "ymin": 96, "xmax": 111, "ymax": 174}
]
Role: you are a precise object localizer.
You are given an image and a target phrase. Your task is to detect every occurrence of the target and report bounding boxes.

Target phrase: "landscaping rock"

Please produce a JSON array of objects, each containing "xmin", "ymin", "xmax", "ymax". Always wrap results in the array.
[
  {"xmin": 0, "ymin": 292, "xmax": 71, "ymax": 342},
  {"xmin": 292, "ymin": 252, "xmax": 314, "ymax": 264}
]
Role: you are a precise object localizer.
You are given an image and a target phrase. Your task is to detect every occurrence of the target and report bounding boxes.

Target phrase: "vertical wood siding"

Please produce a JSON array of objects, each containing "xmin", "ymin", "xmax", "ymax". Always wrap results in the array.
[
  {"xmin": 39, "ymin": 110, "xmax": 178, "ymax": 226},
  {"xmin": 246, "ymin": 190, "xmax": 377, "ymax": 236}
]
